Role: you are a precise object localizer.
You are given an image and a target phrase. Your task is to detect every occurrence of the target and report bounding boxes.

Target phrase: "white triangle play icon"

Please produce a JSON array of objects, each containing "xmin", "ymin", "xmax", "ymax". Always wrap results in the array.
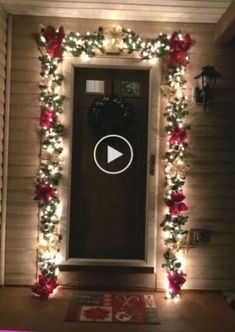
[{"xmin": 107, "ymin": 145, "xmax": 123, "ymax": 164}]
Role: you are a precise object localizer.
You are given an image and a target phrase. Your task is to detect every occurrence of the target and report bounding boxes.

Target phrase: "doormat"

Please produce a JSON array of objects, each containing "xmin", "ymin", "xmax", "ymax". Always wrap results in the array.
[{"xmin": 65, "ymin": 292, "xmax": 160, "ymax": 324}]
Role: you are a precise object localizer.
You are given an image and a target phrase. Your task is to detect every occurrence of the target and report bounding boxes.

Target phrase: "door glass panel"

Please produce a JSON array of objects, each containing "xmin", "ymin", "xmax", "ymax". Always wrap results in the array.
[
  {"xmin": 121, "ymin": 80, "xmax": 140, "ymax": 96},
  {"xmin": 86, "ymin": 80, "xmax": 105, "ymax": 94}
]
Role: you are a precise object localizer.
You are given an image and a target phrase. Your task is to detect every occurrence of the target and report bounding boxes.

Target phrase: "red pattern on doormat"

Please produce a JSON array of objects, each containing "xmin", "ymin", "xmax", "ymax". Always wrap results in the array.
[
  {"xmin": 65, "ymin": 293, "xmax": 160, "ymax": 324},
  {"xmin": 84, "ymin": 307, "xmax": 110, "ymax": 320}
]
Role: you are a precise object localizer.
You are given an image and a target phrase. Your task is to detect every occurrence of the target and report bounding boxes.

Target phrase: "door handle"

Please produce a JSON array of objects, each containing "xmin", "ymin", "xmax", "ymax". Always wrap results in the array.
[{"xmin": 149, "ymin": 154, "xmax": 156, "ymax": 176}]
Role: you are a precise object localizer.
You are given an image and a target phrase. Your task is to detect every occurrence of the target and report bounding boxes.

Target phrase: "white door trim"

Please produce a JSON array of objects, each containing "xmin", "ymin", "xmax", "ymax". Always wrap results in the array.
[{"xmin": 60, "ymin": 55, "xmax": 161, "ymax": 272}]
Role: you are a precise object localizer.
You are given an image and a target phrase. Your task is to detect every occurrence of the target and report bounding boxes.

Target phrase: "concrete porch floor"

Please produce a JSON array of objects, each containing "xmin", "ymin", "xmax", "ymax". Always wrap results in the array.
[{"xmin": 0, "ymin": 287, "xmax": 235, "ymax": 332}]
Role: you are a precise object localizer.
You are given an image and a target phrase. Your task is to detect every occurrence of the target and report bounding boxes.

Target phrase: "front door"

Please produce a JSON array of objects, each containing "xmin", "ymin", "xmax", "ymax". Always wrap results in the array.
[{"xmin": 69, "ymin": 68, "xmax": 149, "ymax": 263}]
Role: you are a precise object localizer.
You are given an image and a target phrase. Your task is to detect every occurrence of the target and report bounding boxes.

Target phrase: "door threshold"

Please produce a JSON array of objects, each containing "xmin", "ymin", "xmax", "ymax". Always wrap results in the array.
[{"xmin": 59, "ymin": 264, "xmax": 154, "ymax": 274}]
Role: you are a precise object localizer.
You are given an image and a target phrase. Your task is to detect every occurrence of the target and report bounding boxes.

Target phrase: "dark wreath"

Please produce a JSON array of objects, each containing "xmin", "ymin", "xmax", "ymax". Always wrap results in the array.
[{"xmin": 88, "ymin": 95, "xmax": 135, "ymax": 138}]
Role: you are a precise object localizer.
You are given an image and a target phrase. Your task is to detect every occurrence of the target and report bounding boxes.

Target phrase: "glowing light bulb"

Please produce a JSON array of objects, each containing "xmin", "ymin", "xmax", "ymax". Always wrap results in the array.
[
  {"xmin": 47, "ymin": 146, "xmax": 54, "ymax": 154},
  {"xmin": 149, "ymin": 57, "xmax": 158, "ymax": 65},
  {"xmin": 81, "ymin": 52, "xmax": 90, "ymax": 62},
  {"xmin": 55, "ymin": 253, "xmax": 63, "ymax": 265}
]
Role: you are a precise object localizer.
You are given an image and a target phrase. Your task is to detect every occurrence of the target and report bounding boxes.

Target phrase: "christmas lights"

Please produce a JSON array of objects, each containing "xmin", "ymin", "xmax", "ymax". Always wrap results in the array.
[
  {"xmin": 33, "ymin": 26, "xmax": 64, "ymax": 299},
  {"xmin": 34, "ymin": 25, "xmax": 193, "ymax": 299},
  {"xmin": 161, "ymin": 32, "xmax": 192, "ymax": 299}
]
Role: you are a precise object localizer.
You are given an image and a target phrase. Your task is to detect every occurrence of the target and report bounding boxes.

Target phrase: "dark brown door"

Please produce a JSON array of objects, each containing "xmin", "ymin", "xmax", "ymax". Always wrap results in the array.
[{"xmin": 69, "ymin": 68, "xmax": 149, "ymax": 261}]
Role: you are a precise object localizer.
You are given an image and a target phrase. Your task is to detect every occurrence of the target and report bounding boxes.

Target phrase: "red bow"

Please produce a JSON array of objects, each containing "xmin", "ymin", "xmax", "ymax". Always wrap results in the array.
[
  {"xmin": 167, "ymin": 32, "xmax": 192, "ymax": 66},
  {"xmin": 169, "ymin": 124, "xmax": 187, "ymax": 144},
  {"xmin": 167, "ymin": 271, "xmax": 186, "ymax": 295},
  {"xmin": 40, "ymin": 108, "xmax": 55, "ymax": 128},
  {"xmin": 34, "ymin": 274, "xmax": 57, "ymax": 300},
  {"xmin": 34, "ymin": 182, "xmax": 56, "ymax": 203},
  {"xmin": 169, "ymin": 33, "xmax": 192, "ymax": 52},
  {"xmin": 165, "ymin": 191, "xmax": 188, "ymax": 215},
  {"xmin": 171, "ymin": 191, "xmax": 185, "ymax": 202},
  {"xmin": 43, "ymin": 25, "xmax": 65, "ymax": 58}
]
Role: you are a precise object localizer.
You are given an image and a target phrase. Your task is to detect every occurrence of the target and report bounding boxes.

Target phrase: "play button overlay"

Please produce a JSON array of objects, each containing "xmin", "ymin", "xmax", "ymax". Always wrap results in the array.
[
  {"xmin": 107, "ymin": 145, "xmax": 123, "ymax": 164},
  {"xmin": 94, "ymin": 134, "xmax": 133, "ymax": 174}
]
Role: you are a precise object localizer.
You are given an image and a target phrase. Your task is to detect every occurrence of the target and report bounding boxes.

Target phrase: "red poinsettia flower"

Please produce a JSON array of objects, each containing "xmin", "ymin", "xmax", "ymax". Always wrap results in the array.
[
  {"xmin": 169, "ymin": 124, "xmax": 187, "ymax": 144},
  {"xmin": 34, "ymin": 182, "xmax": 57, "ymax": 203},
  {"xmin": 40, "ymin": 108, "xmax": 55, "ymax": 128},
  {"xmin": 167, "ymin": 32, "xmax": 192, "ymax": 66},
  {"xmin": 34, "ymin": 274, "xmax": 57, "ymax": 300},
  {"xmin": 84, "ymin": 307, "xmax": 110, "ymax": 320},
  {"xmin": 167, "ymin": 271, "xmax": 186, "ymax": 295},
  {"xmin": 43, "ymin": 25, "xmax": 65, "ymax": 58},
  {"xmin": 165, "ymin": 191, "xmax": 188, "ymax": 215}
]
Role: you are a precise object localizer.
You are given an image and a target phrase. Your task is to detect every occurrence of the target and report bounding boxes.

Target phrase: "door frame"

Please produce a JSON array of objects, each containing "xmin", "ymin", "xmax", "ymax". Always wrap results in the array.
[{"xmin": 60, "ymin": 55, "xmax": 161, "ymax": 272}]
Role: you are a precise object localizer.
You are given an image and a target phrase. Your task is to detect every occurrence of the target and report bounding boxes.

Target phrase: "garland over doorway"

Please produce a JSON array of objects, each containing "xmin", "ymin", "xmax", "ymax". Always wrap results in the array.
[{"xmin": 33, "ymin": 25, "xmax": 193, "ymax": 300}]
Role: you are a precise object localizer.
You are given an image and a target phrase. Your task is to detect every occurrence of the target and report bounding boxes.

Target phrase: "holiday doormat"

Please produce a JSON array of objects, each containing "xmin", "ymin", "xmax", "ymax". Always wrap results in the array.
[{"xmin": 65, "ymin": 292, "xmax": 160, "ymax": 324}]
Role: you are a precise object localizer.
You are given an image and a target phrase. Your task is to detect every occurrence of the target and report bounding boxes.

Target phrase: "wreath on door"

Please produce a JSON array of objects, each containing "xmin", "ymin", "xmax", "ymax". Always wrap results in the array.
[{"xmin": 88, "ymin": 95, "xmax": 135, "ymax": 138}]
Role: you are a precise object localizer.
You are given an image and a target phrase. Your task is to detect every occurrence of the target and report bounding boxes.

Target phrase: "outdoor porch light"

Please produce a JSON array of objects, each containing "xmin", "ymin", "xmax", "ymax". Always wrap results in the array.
[{"xmin": 194, "ymin": 65, "xmax": 221, "ymax": 110}]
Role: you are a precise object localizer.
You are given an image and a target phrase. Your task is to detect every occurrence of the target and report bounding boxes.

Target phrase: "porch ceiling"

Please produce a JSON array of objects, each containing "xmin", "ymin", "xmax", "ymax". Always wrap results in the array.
[{"xmin": 0, "ymin": 0, "xmax": 233, "ymax": 24}]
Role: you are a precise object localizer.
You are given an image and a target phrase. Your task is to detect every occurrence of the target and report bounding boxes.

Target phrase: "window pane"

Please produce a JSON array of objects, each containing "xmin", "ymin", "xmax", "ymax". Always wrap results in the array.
[
  {"xmin": 86, "ymin": 80, "xmax": 105, "ymax": 94},
  {"xmin": 121, "ymin": 81, "xmax": 140, "ymax": 96}
]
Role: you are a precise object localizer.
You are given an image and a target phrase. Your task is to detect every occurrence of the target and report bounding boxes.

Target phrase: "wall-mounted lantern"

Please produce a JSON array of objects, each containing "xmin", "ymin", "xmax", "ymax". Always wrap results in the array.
[{"xmin": 194, "ymin": 65, "xmax": 221, "ymax": 110}]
